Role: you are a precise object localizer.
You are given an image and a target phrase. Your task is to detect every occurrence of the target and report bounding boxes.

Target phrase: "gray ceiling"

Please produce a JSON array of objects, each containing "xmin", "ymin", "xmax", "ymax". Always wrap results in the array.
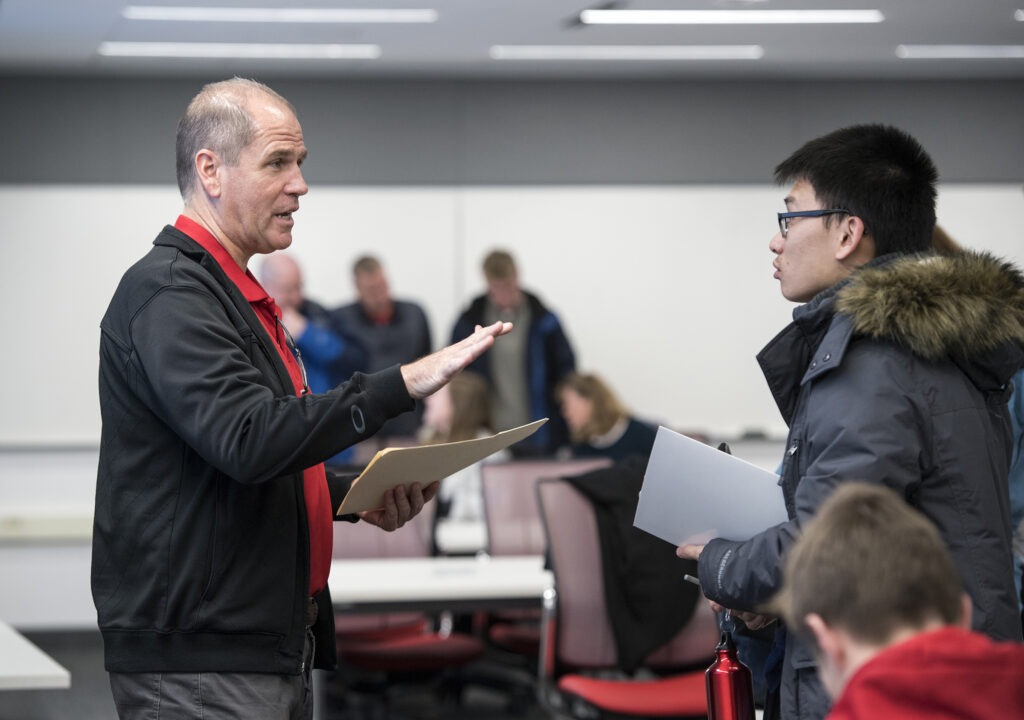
[{"xmin": 1, "ymin": 0, "xmax": 1023, "ymax": 81}]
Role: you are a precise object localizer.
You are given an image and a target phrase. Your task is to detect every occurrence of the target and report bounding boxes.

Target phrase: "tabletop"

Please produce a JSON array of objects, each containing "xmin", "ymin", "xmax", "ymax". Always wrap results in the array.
[
  {"xmin": 0, "ymin": 619, "xmax": 71, "ymax": 690},
  {"xmin": 329, "ymin": 554, "xmax": 551, "ymax": 614}
]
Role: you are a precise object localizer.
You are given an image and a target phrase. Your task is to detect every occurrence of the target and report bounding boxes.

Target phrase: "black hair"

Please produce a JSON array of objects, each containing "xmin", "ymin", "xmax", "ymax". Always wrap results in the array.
[{"xmin": 775, "ymin": 124, "xmax": 938, "ymax": 256}]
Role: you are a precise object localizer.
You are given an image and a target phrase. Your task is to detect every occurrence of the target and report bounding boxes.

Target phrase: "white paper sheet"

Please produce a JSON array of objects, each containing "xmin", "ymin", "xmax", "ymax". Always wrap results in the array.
[{"xmin": 633, "ymin": 426, "xmax": 788, "ymax": 546}]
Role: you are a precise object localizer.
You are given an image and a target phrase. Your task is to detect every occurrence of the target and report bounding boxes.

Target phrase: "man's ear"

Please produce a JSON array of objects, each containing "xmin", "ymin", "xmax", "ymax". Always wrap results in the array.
[
  {"xmin": 957, "ymin": 593, "xmax": 973, "ymax": 630},
  {"xmin": 834, "ymin": 215, "xmax": 873, "ymax": 263},
  {"xmin": 805, "ymin": 613, "xmax": 845, "ymax": 669},
  {"xmin": 194, "ymin": 148, "xmax": 222, "ymax": 198}
]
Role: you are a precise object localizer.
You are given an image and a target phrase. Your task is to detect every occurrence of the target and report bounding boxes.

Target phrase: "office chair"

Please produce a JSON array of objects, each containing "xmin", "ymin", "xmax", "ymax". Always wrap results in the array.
[
  {"xmin": 536, "ymin": 477, "xmax": 719, "ymax": 719},
  {"xmin": 479, "ymin": 457, "xmax": 613, "ymax": 658},
  {"xmin": 481, "ymin": 457, "xmax": 613, "ymax": 557},
  {"xmin": 331, "ymin": 499, "xmax": 434, "ymax": 643},
  {"xmin": 329, "ymin": 504, "xmax": 485, "ymax": 718}
]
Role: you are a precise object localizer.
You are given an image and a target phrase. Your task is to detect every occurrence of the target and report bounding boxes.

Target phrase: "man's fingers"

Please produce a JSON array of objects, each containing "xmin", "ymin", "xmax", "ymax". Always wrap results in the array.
[
  {"xmin": 404, "ymin": 483, "xmax": 423, "ymax": 519},
  {"xmin": 392, "ymin": 485, "xmax": 411, "ymax": 528},
  {"xmin": 422, "ymin": 480, "xmax": 440, "ymax": 503}
]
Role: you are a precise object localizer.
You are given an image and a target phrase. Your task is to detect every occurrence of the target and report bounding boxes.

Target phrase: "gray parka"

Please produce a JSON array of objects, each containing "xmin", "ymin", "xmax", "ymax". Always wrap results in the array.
[{"xmin": 698, "ymin": 251, "xmax": 1024, "ymax": 720}]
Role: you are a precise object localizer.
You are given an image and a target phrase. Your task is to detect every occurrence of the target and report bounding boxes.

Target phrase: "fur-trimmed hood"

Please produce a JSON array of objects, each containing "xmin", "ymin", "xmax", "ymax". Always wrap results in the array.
[{"xmin": 837, "ymin": 251, "xmax": 1024, "ymax": 371}]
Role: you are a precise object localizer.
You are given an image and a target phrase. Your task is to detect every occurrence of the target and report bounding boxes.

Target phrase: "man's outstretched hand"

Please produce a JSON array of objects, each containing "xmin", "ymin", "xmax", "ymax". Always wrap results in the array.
[{"xmin": 400, "ymin": 321, "xmax": 513, "ymax": 400}]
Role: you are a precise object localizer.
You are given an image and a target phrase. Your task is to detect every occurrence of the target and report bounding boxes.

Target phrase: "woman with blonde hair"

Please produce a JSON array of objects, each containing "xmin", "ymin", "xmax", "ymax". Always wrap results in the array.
[{"xmin": 557, "ymin": 372, "xmax": 657, "ymax": 462}]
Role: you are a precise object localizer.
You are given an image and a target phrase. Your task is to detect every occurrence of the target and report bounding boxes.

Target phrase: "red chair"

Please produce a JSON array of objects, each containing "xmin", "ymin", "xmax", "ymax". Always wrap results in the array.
[
  {"xmin": 332, "ymin": 499, "xmax": 434, "ymax": 644},
  {"xmin": 329, "ymin": 504, "xmax": 485, "ymax": 716},
  {"xmin": 536, "ymin": 478, "xmax": 719, "ymax": 719}
]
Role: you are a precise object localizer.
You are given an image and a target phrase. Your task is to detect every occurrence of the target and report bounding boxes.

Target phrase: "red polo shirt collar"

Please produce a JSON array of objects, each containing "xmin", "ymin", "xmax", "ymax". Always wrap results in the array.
[
  {"xmin": 174, "ymin": 215, "xmax": 291, "ymax": 371},
  {"xmin": 175, "ymin": 215, "xmax": 269, "ymax": 303},
  {"xmin": 172, "ymin": 214, "xmax": 332, "ymax": 597}
]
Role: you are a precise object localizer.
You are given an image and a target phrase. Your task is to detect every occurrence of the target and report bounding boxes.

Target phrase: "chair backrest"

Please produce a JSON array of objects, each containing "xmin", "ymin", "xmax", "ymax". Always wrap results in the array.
[
  {"xmin": 331, "ymin": 501, "xmax": 437, "ymax": 634},
  {"xmin": 537, "ymin": 478, "xmax": 719, "ymax": 672},
  {"xmin": 332, "ymin": 499, "xmax": 436, "ymax": 560},
  {"xmin": 481, "ymin": 458, "xmax": 611, "ymax": 556}
]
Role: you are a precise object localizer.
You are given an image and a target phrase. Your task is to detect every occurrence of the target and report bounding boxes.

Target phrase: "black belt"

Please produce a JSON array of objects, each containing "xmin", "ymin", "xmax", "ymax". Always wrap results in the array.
[{"xmin": 305, "ymin": 596, "xmax": 319, "ymax": 627}]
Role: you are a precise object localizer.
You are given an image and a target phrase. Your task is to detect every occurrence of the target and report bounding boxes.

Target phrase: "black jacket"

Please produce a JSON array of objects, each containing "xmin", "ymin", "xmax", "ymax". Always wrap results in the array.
[
  {"xmin": 93, "ymin": 226, "xmax": 413, "ymax": 674},
  {"xmin": 566, "ymin": 455, "xmax": 700, "ymax": 673},
  {"xmin": 699, "ymin": 251, "xmax": 1024, "ymax": 720}
]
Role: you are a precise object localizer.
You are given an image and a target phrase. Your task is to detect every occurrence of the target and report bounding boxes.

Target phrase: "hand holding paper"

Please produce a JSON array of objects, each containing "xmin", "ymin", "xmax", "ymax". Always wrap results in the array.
[
  {"xmin": 338, "ymin": 419, "xmax": 547, "ymax": 516},
  {"xmin": 357, "ymin": 481, "xmax": 439, "ymax": 531}
]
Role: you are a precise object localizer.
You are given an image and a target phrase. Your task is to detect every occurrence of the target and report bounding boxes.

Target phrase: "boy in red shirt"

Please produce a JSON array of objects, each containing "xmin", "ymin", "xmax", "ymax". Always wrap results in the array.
[{"xmin": 772, "ymin": 483, "xmax": 1024, "ymax": 719}]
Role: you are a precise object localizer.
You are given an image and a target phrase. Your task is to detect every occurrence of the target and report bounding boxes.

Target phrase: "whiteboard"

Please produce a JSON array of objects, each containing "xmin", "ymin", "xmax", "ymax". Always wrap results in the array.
[{"xmin": 1, "ymin": 183, "xmax": 1021, "ymax": 445}]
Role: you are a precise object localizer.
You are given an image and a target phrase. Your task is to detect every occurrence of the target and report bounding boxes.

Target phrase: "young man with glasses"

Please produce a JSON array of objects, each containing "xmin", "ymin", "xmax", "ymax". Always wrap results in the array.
[{"xmin": 678, "ymin": 124, "xmax": 1024, "ymax": 720}]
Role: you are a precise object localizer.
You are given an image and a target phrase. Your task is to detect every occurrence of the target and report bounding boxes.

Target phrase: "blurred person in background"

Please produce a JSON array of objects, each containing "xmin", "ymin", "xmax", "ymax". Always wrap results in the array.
[
  {"xmin": 557, "ymin": 371, "xmax": 657, "ymax": 462},
  {"xmin": 451, "ymin": 249, "xmax": 576, "ymax": 457}
]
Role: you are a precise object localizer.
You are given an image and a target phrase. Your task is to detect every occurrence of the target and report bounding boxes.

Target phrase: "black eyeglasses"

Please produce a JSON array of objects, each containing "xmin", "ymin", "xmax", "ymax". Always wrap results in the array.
[{"xmin": 777, "ymin": 209, "xmax": 850, "ymax": 238}]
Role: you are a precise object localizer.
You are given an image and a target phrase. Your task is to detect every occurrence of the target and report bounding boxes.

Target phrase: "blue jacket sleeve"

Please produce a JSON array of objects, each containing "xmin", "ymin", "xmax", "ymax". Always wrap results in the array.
[{"xmin": 296, "ymin": 321, "xmax": 347, "ymax": 370}]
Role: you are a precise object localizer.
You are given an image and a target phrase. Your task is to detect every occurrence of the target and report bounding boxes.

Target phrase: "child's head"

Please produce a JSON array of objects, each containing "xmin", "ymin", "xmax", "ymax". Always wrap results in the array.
[{"xmin": 771, "ymin": 482, "xmax": 968, "ymax": 698}]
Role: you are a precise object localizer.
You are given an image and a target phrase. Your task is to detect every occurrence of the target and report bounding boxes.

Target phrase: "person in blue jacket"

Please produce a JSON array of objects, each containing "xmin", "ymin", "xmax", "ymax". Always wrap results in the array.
[
  {"xmin": 259, "ymin": 252, "xmax": 369, "ymax": 465},
  {"xmin": 1010, "ymin": 367, "xmax": 1024, "ymax": 616},
  {"xmin": 934, "ymin": 228, "xmax": 1024, "ymax": 616},
  {"xmin": 450, "ymin": 249, "xmax": 576, "ymax": 456}
]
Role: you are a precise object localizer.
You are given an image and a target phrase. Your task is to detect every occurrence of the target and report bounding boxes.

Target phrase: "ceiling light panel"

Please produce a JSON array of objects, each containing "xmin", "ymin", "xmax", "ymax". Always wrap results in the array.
[
  {"xmin": 580, "ymin": 9, "xmax": 885, "ymax": 24},
  {"xmin": 896, "ymin": 45, "xmax": 1024, "ymax": 59},
  {"xmin": 490, "ymin": 45, "xmax": 764, "ymax": 61},
  {"xmin": 98, "ymin": 42, "xmax": 382, "ymax": 59},
  {"xmin": 122, "ymin": 6, "xmax": 437, "ymax": 23}
]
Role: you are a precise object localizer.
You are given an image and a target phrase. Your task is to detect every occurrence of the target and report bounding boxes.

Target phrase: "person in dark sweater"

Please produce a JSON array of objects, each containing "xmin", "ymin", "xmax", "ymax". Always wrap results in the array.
[
  {"xmin": 332, "ymin": 254, "xmax": 432, "ymax": 442},
  {"xmin": 557, "ymin": 371, "xmax": 657, "ymax": 462}
]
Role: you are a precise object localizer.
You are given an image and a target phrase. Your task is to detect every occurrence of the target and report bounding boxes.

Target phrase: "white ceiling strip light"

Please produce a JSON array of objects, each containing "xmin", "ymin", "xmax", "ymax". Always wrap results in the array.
[
  {"xmin": 121, "ymin": 6, "xmax": 437, "ymax": 23},
  {"xmin": 98, "ymin": 42, "xmax": 381, "ymax": 59},
  {"xmin": 896, "ymin": 45, "xmax": 1024, "ymax": 59},
  {"xmin": 490, "ymin": 45, "xmax": 764, "ymax": 61},
  {"xmin": 579, "ymin": 9, "xmax": 884, "ymax": 25}
]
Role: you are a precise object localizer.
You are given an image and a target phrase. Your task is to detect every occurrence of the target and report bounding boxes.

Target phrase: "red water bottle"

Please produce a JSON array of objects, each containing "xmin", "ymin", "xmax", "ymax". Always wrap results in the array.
[{"xmin": 706, "ymin": 612, "xmax": 756, "ymax": 720}]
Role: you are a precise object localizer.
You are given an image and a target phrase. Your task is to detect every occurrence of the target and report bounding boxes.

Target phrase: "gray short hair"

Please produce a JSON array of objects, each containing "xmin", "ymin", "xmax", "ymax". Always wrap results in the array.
[{"xmin": 175, "ymin": 77, "xmax": 295, "ymax": 199}]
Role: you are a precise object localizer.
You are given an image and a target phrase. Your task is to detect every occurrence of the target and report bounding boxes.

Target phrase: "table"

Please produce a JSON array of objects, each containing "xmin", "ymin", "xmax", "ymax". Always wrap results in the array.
[
  {"xmin": 433, "ymin": 518, "xmax": 487, "ymax": 555},
  {"xmin": 0, "ymin": 619, "xmax": 70, "ymax": 690},
  {"xmin": 329, "ymin": 555, "xmax": 551, "ymax": 614}
]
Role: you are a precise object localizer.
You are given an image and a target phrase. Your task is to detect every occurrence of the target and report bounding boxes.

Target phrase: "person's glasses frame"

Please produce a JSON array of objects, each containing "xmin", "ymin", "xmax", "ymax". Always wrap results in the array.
[{"xmin": 777, "ymin": 209, "xmax": 850, "ymax": 238}]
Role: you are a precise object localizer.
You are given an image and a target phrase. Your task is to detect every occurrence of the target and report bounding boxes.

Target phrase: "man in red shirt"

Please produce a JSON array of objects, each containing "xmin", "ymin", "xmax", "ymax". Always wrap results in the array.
[
  {"xmin": 772, "ymin": 483, "xmax": 1024, "ymax": 719},
  {"xmin": 94, "ymin": 77, "xmax": 511, "ymax": 720}
]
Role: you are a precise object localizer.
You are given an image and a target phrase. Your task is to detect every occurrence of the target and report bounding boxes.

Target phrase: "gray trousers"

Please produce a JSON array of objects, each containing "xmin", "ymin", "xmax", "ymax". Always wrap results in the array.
[{"xmin": 108, "ymin": 631, "xmax": 316, "ymax": 720}]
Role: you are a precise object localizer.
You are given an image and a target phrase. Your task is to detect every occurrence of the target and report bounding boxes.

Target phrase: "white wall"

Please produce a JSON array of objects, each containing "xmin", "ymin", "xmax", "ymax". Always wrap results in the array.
[
  {"xmin": 0, "ymin": 450, "xmax": 98, "ymax": 629},
  {"xmin": 0, "ymin": 182, "xmax": 1021, "ymax": 628},
  {"xmin": 3, "ymin": 182, "xmax": 1022, "ymax": 446}
]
